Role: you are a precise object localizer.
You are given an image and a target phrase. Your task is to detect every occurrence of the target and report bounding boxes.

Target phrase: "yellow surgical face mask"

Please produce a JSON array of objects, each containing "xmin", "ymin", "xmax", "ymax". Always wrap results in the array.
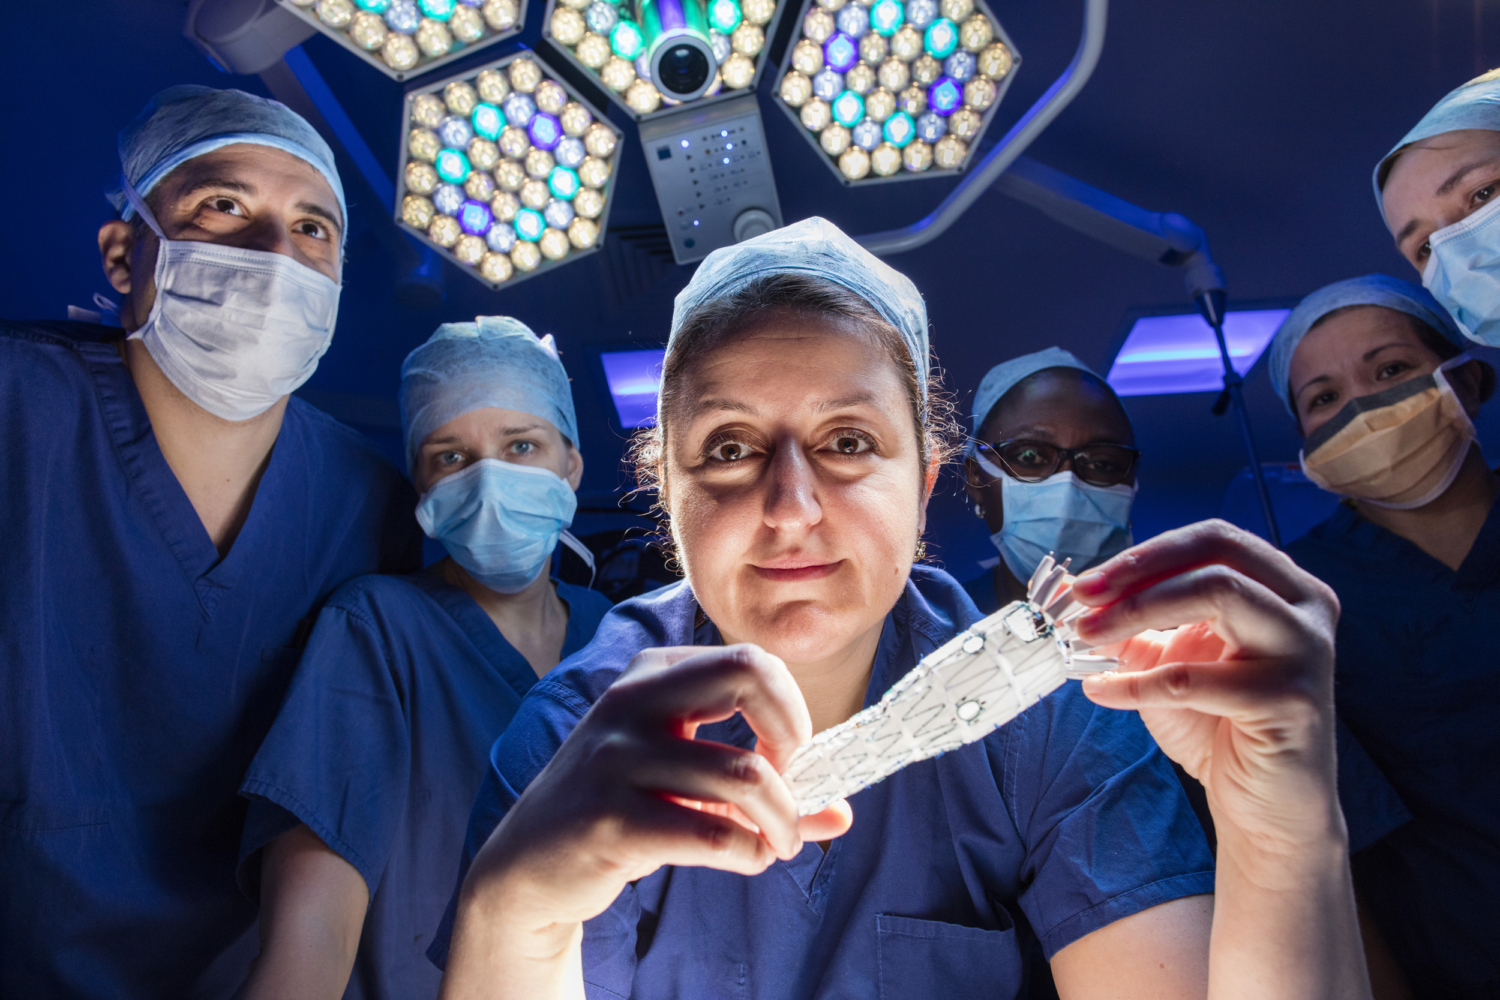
[{"xmin": 1300, "ymin": 354, "xmax": 1477, "ymax": 510}]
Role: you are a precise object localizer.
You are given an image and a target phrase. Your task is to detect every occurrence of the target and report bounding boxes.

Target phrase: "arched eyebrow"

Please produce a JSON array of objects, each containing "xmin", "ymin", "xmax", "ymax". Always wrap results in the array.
[
  {"xmin": 295, "ymin": 200, "xmax": 344, "ymax": 238},
  {"xmin": 1396, "ymin": 156, "xmax": 1500, "ymax": 246}
]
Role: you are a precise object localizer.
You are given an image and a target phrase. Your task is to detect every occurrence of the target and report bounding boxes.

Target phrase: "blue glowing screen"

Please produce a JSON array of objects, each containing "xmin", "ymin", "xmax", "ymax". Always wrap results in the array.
[
  {"xmin": 600, "ymin": 348, "xmax": 666, "ymax": 427},
  {"xmin": 1105, "ymin": 308, "xmax": 1290, "ymax": 396}
]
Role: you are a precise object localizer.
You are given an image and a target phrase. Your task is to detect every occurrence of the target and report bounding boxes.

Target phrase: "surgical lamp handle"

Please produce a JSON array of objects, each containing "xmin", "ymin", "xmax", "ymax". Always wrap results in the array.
[
  {"xmin": 856, "ymin": 0, "xmax": 1110, "ymax": 257},
  {"xmin": 1197, "ymin": 288, "xmax": 1283, "ymax": 548}
]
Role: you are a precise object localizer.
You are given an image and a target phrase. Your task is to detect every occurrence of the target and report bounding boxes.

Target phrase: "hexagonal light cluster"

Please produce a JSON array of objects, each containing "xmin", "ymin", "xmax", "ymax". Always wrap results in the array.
[
  {"xmin": 772, "ymin": 0, "xmax": 1018, "ymax": 182},
  {"xmin": 542, "ymin": 0, "xmax": 782, "ymax": 119},
  {"xmin": 276, "ymin": 0, "xmax": 525, "ymax": 81},
  {"xmin": 395, "ymin": 50, "xmax": 622, "ymax": 288}
]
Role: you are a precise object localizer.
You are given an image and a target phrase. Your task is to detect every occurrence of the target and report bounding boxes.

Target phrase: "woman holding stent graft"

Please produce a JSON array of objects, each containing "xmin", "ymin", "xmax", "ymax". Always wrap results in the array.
[{"xmin": 432, "ymin": 218, "xmax": 1373, "ymax": 1000}]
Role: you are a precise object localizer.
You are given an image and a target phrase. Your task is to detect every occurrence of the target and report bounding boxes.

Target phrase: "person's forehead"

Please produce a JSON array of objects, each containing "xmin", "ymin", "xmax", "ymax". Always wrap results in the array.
[
  {"xmin": 1383, "ymin": 131, "xmax": 1500, "ymax": 213},
  {"xmin": 987, "ymin": 370, "xmax": 1131, "ymax": 439},
  {"xmin": 426, "ymin": 405, "xmax": 562, "ymax": 443},
  {"xmin": 1296, "ymin": 306, "xmax": 1425, "ymax": 362},
  {"xmin": 157, "ymin": 143, "xmax": 339, "ymax": 212}
]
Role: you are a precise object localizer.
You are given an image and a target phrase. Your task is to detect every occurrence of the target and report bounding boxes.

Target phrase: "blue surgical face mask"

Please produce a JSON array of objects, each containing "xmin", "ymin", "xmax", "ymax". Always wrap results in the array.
[
  {"xmin": 985, "ymin": 464, "xmax": 1136, "ymax": 582},
  {"xmin": 415, "ymin": 459, "xmax": 579, "ymax": 594},
  {"xmin": 1423, "ymin": 194, "xmax": 1500, "ymax": 347}
]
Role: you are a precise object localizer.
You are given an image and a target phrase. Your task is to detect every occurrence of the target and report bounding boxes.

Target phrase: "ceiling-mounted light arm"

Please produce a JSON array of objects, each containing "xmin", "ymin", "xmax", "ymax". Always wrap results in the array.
[
  {"xmin": 993, "ymin": 154, "xmax": 1280, "ymax": 546},
  {"xmin": 856, "ymin": 0, "xmax": 1108, "ymax": 257}
]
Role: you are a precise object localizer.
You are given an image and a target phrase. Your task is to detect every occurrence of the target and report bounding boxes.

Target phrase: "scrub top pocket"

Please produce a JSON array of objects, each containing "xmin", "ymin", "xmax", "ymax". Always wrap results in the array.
[{"xmin": 875, "ymin": 911, "xmax": 1023, "ymax": 1000}]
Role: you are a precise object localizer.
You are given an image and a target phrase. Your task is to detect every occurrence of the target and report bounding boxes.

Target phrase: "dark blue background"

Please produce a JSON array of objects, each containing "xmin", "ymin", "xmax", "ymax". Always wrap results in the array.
[{"xmin": 8, "ymin": 0, "xmax": 1500, "ymax": 579}]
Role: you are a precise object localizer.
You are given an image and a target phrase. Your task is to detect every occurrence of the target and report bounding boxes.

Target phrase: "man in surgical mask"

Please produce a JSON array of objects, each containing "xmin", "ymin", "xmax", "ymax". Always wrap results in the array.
[
  {"xmin": 961, "ymin": 347, "xmax": 1138, "ymax": 614},
  {"xmin": 1270, "ymin": 274, "xmax": 1500, "ymax": 999},
  {"xmin": 0, "ymin": 87, "xmax": 422, "ymax": 997},
  {"xmin": 235, "ymin": 316, "xmax": 611, "ymax": 1000},
  {"xmin": 1378, "ymin": 68, "xmax": 1500, "ymax": 346}
]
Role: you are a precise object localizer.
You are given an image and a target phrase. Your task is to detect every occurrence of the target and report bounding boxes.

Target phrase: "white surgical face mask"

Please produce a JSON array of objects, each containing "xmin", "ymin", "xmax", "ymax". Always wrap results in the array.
[
  {"xmin": 977, "ymin": 449, "xmax": 1136, "ymax": 581},
  {"xmin": 122, "ymin": 180, "xmax": 341, "ymax": 422},
  {"xmin": 1422, "ymin": 194, "xmax": 1500, "ymax": 347}
]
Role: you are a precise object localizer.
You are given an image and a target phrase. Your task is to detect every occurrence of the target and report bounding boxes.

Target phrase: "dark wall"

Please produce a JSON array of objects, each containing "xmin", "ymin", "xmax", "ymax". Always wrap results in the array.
[{"xmin": 7, "ymin": 0, "xmax": 1500, "ymax": 582}]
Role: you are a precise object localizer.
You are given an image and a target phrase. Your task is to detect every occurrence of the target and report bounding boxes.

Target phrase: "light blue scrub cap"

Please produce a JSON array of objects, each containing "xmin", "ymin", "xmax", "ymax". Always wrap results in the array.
[
  {"xmin": 666, "ymin": 216, "xmax": 929, "ymax": 410},
  {"xmin": 1267, "ymin": 274, "xmax": 1465, "ymax": 414},
  {"xmin": 399, "ymin": 316, "xmax": 579, "ymax": 475},
  {"xmin": 109, "ymin": 85, "xmax": 346, "ymax": 239},
  {"xmin": 1374, "ymin": 68, "xmax": 1500, "ymax": 218},
  {"xmin": 970, "ymin": 347, "xmax": 1098, "ymax": 437}
]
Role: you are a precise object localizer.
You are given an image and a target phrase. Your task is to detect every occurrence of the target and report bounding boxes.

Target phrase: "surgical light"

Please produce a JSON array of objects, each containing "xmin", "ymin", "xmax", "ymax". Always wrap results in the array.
[
  {"xmin": 599, "ymin": 348, "xmax": 667, "ymax": 427},
  {"xmin": 275, "ymin": 0, "xmax": 524, "ymax": 79},
  {"xmin": 708, "ymin": 0, "xmax": 741, "ymax": 32},
  {"xmin": 1105, "ymin": 309, "xmax": 1291, "ymax": 397},
  {"xmin": 922, "ymin": 16, "xmax": 957, "ymax": 57},
  {"xmin": 542, "ymin": 0, "xmax": 783, "ymax": 120},
  {"xmin": 870, "ymin": 0, "xmax": 903, "ymax": 35},
  {"xmin": 928, "ymin": 75, "xmax": 961, "ymax": 114},
  {"xmin": 397, "ymin": 49, "xmax": 620, "ymax": 288},
  {"xmin": 824, "ymin": 32, "xmax": 858, "ymax": 72},
  {"xmin": 774, "ymin": 0, "xmax": 1016, "ymax": 184},
  {"xmin": 472, "ymin": 102, "xmax": 505, "ymax": 139}
]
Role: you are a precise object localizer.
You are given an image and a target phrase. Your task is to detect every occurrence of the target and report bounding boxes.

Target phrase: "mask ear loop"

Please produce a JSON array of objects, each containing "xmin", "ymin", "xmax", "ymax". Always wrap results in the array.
[
  {"xmin": 558, "ymin": 530, "xmax": 596, "ymax": 588},
  {"xmin": 118, "ymin": 177, "xmax": 172, "ymax": 339}
]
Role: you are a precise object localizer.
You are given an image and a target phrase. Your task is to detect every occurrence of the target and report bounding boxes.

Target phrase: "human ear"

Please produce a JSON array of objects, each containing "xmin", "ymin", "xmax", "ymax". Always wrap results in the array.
[
  {"xmin": 1451, "ymin": 358, "xmax": 1491, "ymax": 417},
  {"xmin": 565, "ymin": 446, "xmax": 585, "ymax": 491},
  {"xmin": 962, "ymin": 455, "xmax": 984, "ymax": 506},
  {"xmin": 98, "ymin": 220, "xmax": 136, "ymax": 295}
]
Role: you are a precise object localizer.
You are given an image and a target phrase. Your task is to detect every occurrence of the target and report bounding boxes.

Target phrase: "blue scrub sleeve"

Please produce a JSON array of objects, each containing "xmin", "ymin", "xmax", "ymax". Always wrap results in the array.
[
  {"xmin": 238, "ymin": 598, "xmax": 412, "ymax": 899},
  {"xmin": 428, "ymin": 682, "xmax": 588, "ymax": 969},
  {"xmin": 996, "ymin": 685, "xmax": 1217, "ymax": 959},
  {"xmin": 1335, "ymin": 718, "xmax": 1412, "ymax": 854}
]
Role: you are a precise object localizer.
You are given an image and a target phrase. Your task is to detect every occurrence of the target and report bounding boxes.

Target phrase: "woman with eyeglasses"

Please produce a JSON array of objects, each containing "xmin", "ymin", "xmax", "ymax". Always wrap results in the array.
[{"xmin": 962, "ymin": 348, "xmax": 1139, "ymax": 614}]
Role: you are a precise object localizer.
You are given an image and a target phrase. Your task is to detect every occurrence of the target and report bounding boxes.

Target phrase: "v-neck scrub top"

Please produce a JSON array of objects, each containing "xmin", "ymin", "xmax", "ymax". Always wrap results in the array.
[
  {"xmin": 1288, "ymin": 499, "xmax": 1500, "ymax": 998},
  {"xmin": 0, "ymin": 321, "xmax": 423, "ymax": 998},
  {"xmin": 431, "ymin": 566, "xmax": 1216, "ymax": 999},
  {"xmin": 238, "ymin": 572, "xmax": 612, "ymax": 1000}
]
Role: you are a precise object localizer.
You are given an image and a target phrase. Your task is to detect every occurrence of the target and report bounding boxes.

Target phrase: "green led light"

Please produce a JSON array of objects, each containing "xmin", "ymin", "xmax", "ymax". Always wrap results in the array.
[
  {"xmin": 418, "ymin": 0, "xmax": 456, "ymax": 20},
  {"xmin": 869, "ymin": 0, "xmax": 903, "ymax": 37},
  {"xmin": 923, "ymin": 17, "xmax": 958, "ymax": 58},
  {"xmin": 707, "ymin": 0, "xmax": 742, "ymax": 33},
  {"xmin": 611, "ymin": 20, "xmax": 646, "ymax": 59},
  {"xmin": 831, "ymin": 90, "xmax": 864, "ymax": 128},
  {"xmin": 471, "ymin": 102, "xmax": 505, "ymax": 141},
  {"xmin": 883, "ymin": 110, "xmax": 916, "ymax": 147},
  {"xmin": 435, "ymin": 148, "xmax": 472, "ymax": 184},
  {"xmin": 548, "ymin": 166, "xmax": 581, "ymax": 200},
  {"xmin": 514, "ymin": 208, "xmax": 546, "ymax": 242}
]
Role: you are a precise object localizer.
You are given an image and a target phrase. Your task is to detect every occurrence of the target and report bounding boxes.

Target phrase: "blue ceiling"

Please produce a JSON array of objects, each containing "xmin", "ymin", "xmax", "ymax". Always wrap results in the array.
[{"xmin": 9, "ymin": 0, "xmax": 1500, "ymax": 580}]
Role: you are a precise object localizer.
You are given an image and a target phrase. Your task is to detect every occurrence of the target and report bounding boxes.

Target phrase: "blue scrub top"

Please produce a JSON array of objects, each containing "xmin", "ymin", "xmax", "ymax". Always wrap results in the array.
[
  {"xmin": 1288, "ymin": 500, "xmax": 1500, "ymax": 997},
  {"xmin": 430, "ymin": 566, "xmax": 1216, "ymax": 999},
  {"xmin": 0, "ymin": 321, "xmax": 423, "ymax": 998},
  {"xmin": 238, "ymin": 571, "xmax": 612, "ymax": 1000},
  {"xmin": 962, "ymin": 568, "xmax": 1002, "ymax": 614}
]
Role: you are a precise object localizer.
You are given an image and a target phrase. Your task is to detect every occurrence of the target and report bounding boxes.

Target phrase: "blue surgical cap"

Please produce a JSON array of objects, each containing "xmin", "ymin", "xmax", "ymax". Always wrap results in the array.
[
  {"xmin": 1374, "ymin": 68, "xmax": 1500, "ymax": 218},
  {"xmin": 970, "ymin": 347, "xmax": 1098, "ymax": 438},
  {"xmin": 666, "ymin": 217, "xmax": 929, "ymax": 414},
  {"xmin": 399, "ymin": 316, "xmax": 579, "ymax": 475},
  {"xmin": 1267, "ymin": 274, "xmax": 1465, "ymax": 414},
  {"xmin": 110, "ymin": 85, "xmax": 346, "ymax": 239}
]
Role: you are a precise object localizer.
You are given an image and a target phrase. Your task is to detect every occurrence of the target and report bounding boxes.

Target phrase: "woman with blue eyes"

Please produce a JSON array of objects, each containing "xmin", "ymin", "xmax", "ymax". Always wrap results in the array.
[
  {"xmin": 233, "ymin": 316, "xmax": 613, "ymax": 1000},
  {"xmin": 1268, "ymin": 276, "xmax": 1500, "ymax": 999}
]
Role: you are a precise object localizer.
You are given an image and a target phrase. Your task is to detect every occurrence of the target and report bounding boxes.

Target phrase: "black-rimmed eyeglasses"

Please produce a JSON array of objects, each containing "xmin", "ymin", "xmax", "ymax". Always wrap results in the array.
[{"xmin": 973, "ymin": 438, "xmax": 1140, "ymax": 488}]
